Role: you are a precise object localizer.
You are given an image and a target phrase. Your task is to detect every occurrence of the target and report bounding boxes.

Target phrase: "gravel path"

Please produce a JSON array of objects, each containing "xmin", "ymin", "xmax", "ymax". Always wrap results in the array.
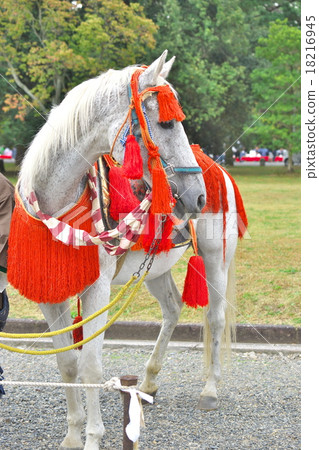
[{"xmin": 0, "ymin": 347, "xmax": 300, "ymax": 449}]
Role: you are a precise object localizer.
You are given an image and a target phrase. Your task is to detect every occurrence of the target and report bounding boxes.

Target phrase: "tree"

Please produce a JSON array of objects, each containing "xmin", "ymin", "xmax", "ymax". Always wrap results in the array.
[
  {"xmin": 246, "ymin": 20, "xmax": 301, "ymax": 171},
  {"xmin": 0, "ymin": 0, "xmax": 156, "ymax": 137},
  {"xmin": 72, "ymin": 1, "xmax": 157, "ymax": 78},
  {"xmin": 0, "ymin": 69, "xmax": 44, "ymax": 160},
  {"xmin": 137, "ymin": 0, "xmax": 251, "ymax": 162}
]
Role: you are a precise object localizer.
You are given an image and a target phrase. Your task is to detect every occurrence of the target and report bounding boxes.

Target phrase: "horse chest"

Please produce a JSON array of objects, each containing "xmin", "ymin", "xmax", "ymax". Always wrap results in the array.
[{"xmin": 111, "ymin": 246, "xmax": 188, "ymax": 285}]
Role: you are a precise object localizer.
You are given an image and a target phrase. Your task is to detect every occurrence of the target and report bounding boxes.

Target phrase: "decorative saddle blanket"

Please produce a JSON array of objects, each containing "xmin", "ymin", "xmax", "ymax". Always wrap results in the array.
[{"xmin": 8, "ymin": 185, "xmax": 101, "ymax": 304}]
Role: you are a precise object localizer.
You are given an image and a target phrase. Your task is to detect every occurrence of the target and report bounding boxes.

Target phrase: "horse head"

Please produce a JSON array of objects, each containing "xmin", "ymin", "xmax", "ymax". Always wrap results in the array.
[
  {"xmin": 110, "ymin": 51, "xmax": 206, "ymax": 218},
  {"xmin": 20, "ymin": 51, "xmax": 205, "ymax": 219}
]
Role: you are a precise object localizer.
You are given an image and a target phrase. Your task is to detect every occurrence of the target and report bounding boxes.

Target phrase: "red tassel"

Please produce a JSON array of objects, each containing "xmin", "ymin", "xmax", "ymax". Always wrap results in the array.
[
  {"xmin": 72, "ymin": 298, "xmax": 83, "ymax": 350},
  {"xmin": 182, "ymin": 256, "xmax": 209, "ymax": 308},
  {"xmin": 109, "ymin": 166, "xmax": 140, "ymax": 220},
  {"xmin": 122, "ymin": 135, "xmax": 144, "ymax": 180},
  {"xmin": 157, "ymin": 85, "xmax": 186, "ymax": 122},
  {"xmin": 150, "ymin": 166, "xmax": 174, "ymax": 214},
  {"xmin": 133, "ymin": 213, "xmax": 174, "ymax": 253}
]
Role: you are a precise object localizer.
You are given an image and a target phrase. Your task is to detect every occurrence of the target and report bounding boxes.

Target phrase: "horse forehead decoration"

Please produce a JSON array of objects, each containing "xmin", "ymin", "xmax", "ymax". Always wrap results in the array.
[{"xmin": 112, "ymin": 67, "xmax": 187, "ymax": 215}]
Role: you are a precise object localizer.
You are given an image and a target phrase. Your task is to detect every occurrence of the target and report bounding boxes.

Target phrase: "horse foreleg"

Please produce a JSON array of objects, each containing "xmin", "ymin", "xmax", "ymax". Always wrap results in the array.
[
  {"xmin": 140, "ymin": 270, "xmax": 183, "ymax": 396},
  {"xmin": 78, "ymin": 267, "xmax": 113, "ymax": 450},
  {"xmin": 40, "ymin": 301, "xmax": 85, "ymax": 449}
]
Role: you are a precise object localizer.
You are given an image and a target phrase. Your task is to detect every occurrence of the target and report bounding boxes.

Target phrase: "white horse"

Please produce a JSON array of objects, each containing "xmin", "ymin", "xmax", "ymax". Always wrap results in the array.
[{"xmin": 15, "ymin": 51, "xmax": 239, "ymax": 449}]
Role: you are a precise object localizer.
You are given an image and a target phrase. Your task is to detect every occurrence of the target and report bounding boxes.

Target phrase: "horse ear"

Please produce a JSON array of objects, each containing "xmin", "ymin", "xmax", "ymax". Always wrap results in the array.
[
  {"xmin": 160, "ymin": 56, "xmax": 176, "ymax": 79},
  {"xmin": 139, "ymin": 50, "xmax": 168, "ymax": 89}
]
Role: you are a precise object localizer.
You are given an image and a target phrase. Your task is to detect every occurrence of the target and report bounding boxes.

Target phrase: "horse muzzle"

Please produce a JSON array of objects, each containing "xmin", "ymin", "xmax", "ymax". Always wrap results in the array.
[{"xmin": 169, "ymin": 178, "xmax": 206, "ymax": 218}]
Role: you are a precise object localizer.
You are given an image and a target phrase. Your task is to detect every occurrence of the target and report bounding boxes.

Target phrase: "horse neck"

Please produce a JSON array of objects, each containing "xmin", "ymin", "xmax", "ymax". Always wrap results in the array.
[
  {"xmin": 23, "ymin": 127, "xmax": 107, "ymax": 216},
  {"xmin": 20, "ymin": 85, "xmax": 128, "ymax": 216}
]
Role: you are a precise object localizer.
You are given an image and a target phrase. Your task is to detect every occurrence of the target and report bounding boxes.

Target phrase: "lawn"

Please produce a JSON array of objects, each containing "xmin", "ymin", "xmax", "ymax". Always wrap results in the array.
[{"xmin": 4, "ymin": 164, "xmax": 301, "ymax": 326}]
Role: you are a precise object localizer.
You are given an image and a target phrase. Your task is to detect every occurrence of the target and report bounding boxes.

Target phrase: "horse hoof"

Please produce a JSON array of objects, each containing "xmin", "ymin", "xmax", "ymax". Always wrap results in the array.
[
  {"xmin": 59, "ymin": 445, "xmax": 84, "ymax": 450},
  {"xmin": 59, "ymin": 444, "xmax": 84, "ymax": 450},
  {"xmin": 196, "ymin": 395, "xmax": 218, "ymax": 411},
  {"xmin": 59, "ymin": 447, "xmax": 84, "ymax": 450},
  {"xmin": 141, "ymin": 390, "xmax": 157, "ymax": 405}
]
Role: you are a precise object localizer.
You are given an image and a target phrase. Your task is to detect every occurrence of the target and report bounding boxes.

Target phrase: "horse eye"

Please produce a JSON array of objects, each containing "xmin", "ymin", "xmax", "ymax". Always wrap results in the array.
[{"xmin": 160, "ymin": 121, "xmax": 174, "ymax": 129}]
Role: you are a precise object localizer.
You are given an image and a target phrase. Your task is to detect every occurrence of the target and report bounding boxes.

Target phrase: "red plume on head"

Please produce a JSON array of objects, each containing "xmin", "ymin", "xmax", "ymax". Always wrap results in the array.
[{"xmin": 147, "ymin": 85, "xmax": 186, "ymax": 123}]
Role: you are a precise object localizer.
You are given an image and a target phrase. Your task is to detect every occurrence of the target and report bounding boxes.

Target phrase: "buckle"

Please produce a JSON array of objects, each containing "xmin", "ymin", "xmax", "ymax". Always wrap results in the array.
[{"xmin": 163, "ymin": 164, "xmax": 175, "ymax": 178}]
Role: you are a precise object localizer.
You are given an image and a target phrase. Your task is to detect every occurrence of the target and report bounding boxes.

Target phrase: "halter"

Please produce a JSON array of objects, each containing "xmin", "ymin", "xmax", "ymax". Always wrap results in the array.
[
  {"xmin": 110, "ymin": 67, "xmax": 202, "ymax": 211},
  {"xmin": 127, "ymin": 83, "xmax": 202, "ymax": 174},
  {"xmin": 128, "ymin": 72, "xmax": 202, "ymax": 173}
]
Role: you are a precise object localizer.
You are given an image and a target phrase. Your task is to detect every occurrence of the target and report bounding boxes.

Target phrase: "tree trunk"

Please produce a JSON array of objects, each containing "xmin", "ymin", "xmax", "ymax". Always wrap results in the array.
[
  {"xmin": 0, "ymin": 160, "xmax": 5, "ymax": 174},
  {"xmin": 7, "ymin": 61, "xmax": 47, "ymax": 114},
  {"xmin": 287, "ymin": 150, "xmax": 294, "ymax": 173},
  {"xmin": 225, "ymin": 147, "xmax": 234, "ymax": 166},
  {"xmin": 53, "ymin": 74, "xmax": 64, "ymax": 105}
]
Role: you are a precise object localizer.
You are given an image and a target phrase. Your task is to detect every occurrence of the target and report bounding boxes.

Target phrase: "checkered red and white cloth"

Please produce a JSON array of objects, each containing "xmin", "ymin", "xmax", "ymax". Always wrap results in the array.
[{"xmin": 27, "ymin": 167, "xmax": 152, "ymax": 256}]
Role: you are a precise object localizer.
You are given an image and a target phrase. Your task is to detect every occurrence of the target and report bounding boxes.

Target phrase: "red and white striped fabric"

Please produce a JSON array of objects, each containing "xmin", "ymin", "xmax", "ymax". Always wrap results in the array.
[{"xmin": 27, "ymin": 167, "xmax": 152, "ymax": 256}]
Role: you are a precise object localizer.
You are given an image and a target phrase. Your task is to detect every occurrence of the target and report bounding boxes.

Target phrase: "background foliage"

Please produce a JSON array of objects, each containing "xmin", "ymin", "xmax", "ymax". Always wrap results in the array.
[
  {"xmin": 0, "ymin": 0, "xmax": 300, "ymax": 160},
  {"xmin": 247, "ymin": 20, "xmax": 301, "ymax": 162}
]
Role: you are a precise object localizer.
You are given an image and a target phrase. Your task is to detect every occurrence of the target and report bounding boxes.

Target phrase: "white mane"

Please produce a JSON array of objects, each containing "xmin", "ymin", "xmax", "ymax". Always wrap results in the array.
[{"xmin": 20, "ymin": 66, "xmax": 137, "ymax": 192}]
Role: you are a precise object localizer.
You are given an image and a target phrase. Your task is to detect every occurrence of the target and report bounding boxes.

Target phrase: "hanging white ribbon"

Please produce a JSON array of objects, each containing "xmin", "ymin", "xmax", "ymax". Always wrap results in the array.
[{"xmin": 103, "ymin": 377, "xmax": 153, "ymax": 442}]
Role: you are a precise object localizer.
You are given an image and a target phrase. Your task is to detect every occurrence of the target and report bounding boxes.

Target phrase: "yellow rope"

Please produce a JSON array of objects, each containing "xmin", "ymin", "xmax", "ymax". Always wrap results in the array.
[
  {"xmin": 0, "ymin": 276, "xmax": 136, "ymax": 339},
  {"xmin": 0, "ymin": 272, "xmax": 148, "ymax": 355}
]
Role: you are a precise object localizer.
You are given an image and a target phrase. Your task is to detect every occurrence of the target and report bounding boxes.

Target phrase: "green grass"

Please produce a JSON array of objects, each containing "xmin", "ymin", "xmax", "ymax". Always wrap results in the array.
[
  {"xmin": 228, "ymin": 165, "xmax": 300, "ymax": 325},
  {"xmin": 1, "ymin": 163, "xmax": 18, "ymax": 185},
  {"xmin": 5, "ymin": 165, "xmax": 301, "ymax": 325}
]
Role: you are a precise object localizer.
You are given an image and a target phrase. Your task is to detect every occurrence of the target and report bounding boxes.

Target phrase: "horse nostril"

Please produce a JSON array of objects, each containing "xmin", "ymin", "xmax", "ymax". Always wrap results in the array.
[{"xmin": 197, "ymin": 194, "xmax": 206, "ymax": 211}]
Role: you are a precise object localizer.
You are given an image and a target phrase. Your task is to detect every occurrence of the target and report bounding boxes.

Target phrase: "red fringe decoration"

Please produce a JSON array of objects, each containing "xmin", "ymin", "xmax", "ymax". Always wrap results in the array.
[
  {"xmin": 72, "ymin": 297, "xmax": 83, "ymax": 350},
  {"xmin": 191, "ymin": 145, "xmax": 228, "ymax": 214},
  {"xmin": 220, "ymin": 168, "xmax": 248, "ymax": 238},
  {"xmin": 132, "ymin": 213, "xmax": 174, "ymax": 253},
  {"xmin": 150, "ymin": 165, "xmax": 174, "ymax": 215},
  {"xmin": 7, "ymin": 186, "xmax": 100, "ymax": 304},
  {"xmin": 152, "ymin": 85, "xmax": 186, "ymax": 122},
  {"xmin": 122, "ymin": 135, "xmax": 143, "ymax": 180},
  {"xmin": 182, "ymin": 256, "xmax": 209, "ymax": 308},
  {"xmin": 109, "ymin": 166, "xmax": 140, "ymax": 221},
  {"xmin": 190, "ymin": 145, "xmax": 248, "ymax": 261}
]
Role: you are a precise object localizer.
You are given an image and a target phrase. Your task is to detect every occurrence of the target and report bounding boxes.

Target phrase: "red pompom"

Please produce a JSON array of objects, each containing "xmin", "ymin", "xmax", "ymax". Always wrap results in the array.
[
  {"xmin": 109, "ymin": 166, "xmax": 140, "ymax": 220},
  {"xmin": 182, "ymin": 256, "xmax": 209, "ymax": 308},
  {"xmin": 73, "ymin": 298, "xmax": 83, "ymax": 350},
  {"xmin": 72, "ymin": 315, "xmax": 83, "ymax": 350},
  {"xmin": 122, "ymin": 135, "xmax": 144, "ymax": 180},
  {"xmin": 133, "ymin": 213, "xmax": 174, "ymax": 253}
]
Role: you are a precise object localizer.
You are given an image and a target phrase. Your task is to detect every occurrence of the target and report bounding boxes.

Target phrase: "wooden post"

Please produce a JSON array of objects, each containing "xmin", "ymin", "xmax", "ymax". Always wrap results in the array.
[{"xmin": 120, "ymin": 375, "xmax": 138, "ymax": 450}]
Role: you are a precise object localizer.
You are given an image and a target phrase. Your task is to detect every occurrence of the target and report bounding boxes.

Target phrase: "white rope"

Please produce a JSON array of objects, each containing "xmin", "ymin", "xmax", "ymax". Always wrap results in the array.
[
  {"xmin": 0, "ymin": 376, "xmax": 153, "ymax": 443},
  {"xmin": 0, "ymin": 376, "xmax": 152, "ymax": 395},
  {"xmin": 1, "ymin": 380, "xmax": 107, "ymax": 389}
]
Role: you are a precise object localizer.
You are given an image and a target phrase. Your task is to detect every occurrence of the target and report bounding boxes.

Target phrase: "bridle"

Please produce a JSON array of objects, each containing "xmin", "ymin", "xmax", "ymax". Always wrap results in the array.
[{"xmin": 110, "ymin": 67, "xmax": 202, "ymax": 203}]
